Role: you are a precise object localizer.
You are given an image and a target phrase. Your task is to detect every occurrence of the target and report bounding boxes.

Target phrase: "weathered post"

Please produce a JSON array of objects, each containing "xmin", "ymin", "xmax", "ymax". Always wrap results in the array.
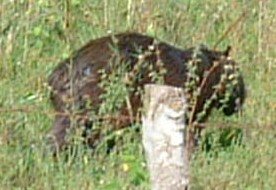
[{"xmin": 142, "ymin": 84, "xmax": 189, "ymax": 190}]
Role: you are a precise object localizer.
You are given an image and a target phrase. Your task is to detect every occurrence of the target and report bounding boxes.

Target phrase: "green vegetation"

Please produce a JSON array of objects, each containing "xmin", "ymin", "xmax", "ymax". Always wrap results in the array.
[{"xmin": 0, "ymin": 0, "xmax": 275, "ymax": 189}]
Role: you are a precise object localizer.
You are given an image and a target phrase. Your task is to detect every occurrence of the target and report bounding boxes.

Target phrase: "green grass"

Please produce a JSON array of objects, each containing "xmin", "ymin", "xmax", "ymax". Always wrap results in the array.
[{"xmin": 0, "ymin": 0, "xmax": 275, "ymax": 189}]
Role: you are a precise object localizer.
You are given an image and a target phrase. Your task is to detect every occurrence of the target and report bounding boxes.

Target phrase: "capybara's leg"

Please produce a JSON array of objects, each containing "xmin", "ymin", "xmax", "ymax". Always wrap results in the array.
[{"xmin": 48, "ymin": 116, "xmax": 70, "ymax": 153}]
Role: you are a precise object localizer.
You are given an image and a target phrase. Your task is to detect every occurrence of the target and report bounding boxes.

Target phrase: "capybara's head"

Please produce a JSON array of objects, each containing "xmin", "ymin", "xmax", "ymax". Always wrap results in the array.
[
  {"xmin": 215, "ymin": 58, "xmax": 246, "ymax": 116},
  {"xmin": 187, "ymin": 45, "xmax": 246, "ymax": 123}
]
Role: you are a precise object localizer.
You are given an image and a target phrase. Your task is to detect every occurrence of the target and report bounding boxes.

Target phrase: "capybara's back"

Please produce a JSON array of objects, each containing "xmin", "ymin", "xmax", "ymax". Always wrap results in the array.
[{"xmin": 48, "ymin": 32, "xmax": 245, "ymax": 152}]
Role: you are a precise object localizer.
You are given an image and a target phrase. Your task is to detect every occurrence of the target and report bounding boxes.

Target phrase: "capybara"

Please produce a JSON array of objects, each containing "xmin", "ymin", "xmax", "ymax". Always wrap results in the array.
[{"xmin": 47, "ymin": 32, "xmax": 246, "ymax": 152}]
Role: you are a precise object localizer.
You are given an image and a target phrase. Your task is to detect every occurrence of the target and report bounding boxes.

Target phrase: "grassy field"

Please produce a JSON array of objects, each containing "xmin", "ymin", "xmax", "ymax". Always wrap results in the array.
[{"xmin": 0, "ymin": 0, "xmax": 275, "ymax": 189}]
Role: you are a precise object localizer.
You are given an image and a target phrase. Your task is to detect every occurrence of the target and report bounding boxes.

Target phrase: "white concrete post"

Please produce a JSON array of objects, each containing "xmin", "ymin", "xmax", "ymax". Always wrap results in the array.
[{"xmin": 142, "ymin": 84, "xmax": 189, "ymax": 190}]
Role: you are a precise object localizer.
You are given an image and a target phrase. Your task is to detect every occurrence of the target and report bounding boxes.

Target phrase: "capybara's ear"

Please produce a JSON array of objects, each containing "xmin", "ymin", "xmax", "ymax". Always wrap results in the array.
[{"xmin": 223, "ymin": 46, "xmax": 232, "ymax": 57}]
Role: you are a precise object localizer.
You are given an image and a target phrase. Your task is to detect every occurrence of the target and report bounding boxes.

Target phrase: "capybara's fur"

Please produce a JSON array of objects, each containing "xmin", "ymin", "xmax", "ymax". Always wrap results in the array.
[{"xmin": 48, "ymin": 32, "xmax": 246, "ymax": 152}]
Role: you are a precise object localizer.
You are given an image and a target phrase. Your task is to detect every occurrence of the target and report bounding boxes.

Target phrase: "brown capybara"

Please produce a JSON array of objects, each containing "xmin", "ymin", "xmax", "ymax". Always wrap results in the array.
[{"xmin": 47, "ymin": 32, "xmax": 246, "ymax": 152}]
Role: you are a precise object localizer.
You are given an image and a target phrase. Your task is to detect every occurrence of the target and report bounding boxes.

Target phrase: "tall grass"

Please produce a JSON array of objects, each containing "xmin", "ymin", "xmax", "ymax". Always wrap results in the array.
[{"xmin": 0, "ymin": 0, "xmax": 275, "ymax": 189}]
